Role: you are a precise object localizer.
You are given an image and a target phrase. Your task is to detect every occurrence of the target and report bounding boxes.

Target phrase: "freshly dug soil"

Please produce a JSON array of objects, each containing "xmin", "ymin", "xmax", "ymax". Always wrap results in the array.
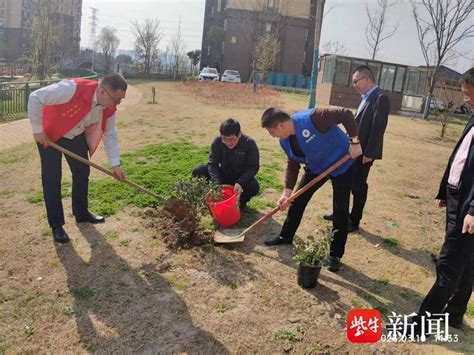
[{"xmin": 145, "ymin": 207, "xmax": 213, "ymax": 249}]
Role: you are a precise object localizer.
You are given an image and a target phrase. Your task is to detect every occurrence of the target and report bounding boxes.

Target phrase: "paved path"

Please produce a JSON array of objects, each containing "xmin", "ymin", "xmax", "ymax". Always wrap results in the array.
[{"xmin": 0, "ymin": 84, "xmax": 142, "ymax": 152}]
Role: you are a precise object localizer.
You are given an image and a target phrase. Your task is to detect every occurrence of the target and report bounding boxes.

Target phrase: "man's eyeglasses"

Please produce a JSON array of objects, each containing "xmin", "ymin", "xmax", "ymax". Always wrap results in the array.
[
  {"xmin": 103, "ymin": 87, "xmax": 124, "ymax": 105},
  {"xmin": 221, "ymin": 135, "xmax": 239, "ymax": 145},
  {"xmin": 352, "ymin": 76, "xmax": 367, "ymax": 86}
]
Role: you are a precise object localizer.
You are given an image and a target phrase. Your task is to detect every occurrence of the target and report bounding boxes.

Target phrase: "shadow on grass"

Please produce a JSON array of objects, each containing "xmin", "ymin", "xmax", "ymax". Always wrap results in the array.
[
  {"xmin": 357, "ymin": 227, "xmax": 437, "ymax": 274},
  {"xmin": 204, "ymin": 208, "xmax": 281, "ymax": 284},
  {"xmin": 54, "ymin": 224, "xmax": 227, "ymax": 353},
  {"xmin": 322, "ymin": 264, "xmax": 473, "ymax": 351}
]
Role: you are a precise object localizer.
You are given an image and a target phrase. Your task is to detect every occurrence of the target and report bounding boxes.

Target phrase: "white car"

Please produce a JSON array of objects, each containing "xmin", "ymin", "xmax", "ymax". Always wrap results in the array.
[
  {"xmin": 221, "ymin": 70, "xmax": 241, "ymax": 83},
  {"xmin": 199, "ymin": 67, "xmax": 219, "ymax": 81},
  {"xmin": 429, "ymin": 97, "xmax": 445, "ymax": 112}
]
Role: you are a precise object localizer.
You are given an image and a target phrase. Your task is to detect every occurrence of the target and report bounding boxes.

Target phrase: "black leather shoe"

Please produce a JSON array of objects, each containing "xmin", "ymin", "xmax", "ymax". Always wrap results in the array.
[
  {"xmin": 322, "ymin": 213, "xmax": 333, "ymax": 221},
  {"xmin": 448, "ymin": 315, "xmax": 463, "ymax": 329},
  {"xmin": 76, "ymin": 212, "xmax": 105, "ymax": 224},
  {"xmin": 326, "ymin": 256, "xmax": 342, "ymax": 272},
  {"xmin": 52, "ymin": 227, "xmax": 70, "ymax": 244},
  {"xmin": 264, "ymin": 235, "xmax": 293, "ymax": 246},
  {"xmin": 348, "ymin": 221, "xmax": 359, "ymax": 233}
]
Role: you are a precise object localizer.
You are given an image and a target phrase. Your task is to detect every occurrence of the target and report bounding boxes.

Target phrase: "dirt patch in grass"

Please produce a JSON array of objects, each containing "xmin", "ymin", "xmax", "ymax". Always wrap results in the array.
[
  {"xmin": 181, "ymin": 81, "xmax": 281, "ymax": 107},
  {"xmin": 144, "ymin": 208, "xmax": 213, "ymax": 249}
]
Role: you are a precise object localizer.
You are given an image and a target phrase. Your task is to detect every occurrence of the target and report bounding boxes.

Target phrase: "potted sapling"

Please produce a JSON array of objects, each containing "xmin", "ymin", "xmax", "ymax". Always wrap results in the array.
[{"xmin": 293, "ymin": 230, "xmax": 333, "ymax": 289}]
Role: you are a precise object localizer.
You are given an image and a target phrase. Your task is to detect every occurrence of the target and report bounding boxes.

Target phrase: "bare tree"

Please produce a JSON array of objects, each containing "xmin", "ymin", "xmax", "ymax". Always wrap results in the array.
[
  {"xmin": 30, "ymin": 0, "xmax": 60, "ymax": 80},
  {"xmin": 96, "ymin": 27, "xmax": 119, "ymax": 74},
  {"xmin": 365, "ymin": 0, "xmax": 398, "ymax": 60},
  {"xmin": 412, "ymin": 0, "xmax": 473, "ymax": 122},
  {"xmin": 132, "ymin": 19, "xmax": 163, "ymax": 77},
  {"xmin": 322, "ymin": 40, "xmax": 347, "ymax": 55},
  {"xmin": 186, "ymin": 49, "xmax": 201, "ymax": 75},
  {"xmin": 116, "ymin": 54, "xmax": 133, "ymax": 65},
  {"xmin": 255, "ymin": 34, "xmax": 281, "ymax": 81},
  {"xmin": 170, "ymin": 18, "xmax": 187, "ymax": 79}
]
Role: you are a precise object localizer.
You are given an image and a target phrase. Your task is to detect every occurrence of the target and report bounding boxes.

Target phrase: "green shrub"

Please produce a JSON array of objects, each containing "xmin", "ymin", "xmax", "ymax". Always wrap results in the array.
[{"xmin": 293, "ymin": 229, "xmax": 333, "ymax": 267}]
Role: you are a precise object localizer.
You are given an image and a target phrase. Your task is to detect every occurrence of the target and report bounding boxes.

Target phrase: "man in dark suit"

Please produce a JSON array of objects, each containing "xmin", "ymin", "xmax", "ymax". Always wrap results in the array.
[
  {"xmin": 410, "ymin": 68, "xmax": 474, "ymax": 334},
  {"xmin": 324, "ymin": 65, "xmax": 389, "ymax": 232}
]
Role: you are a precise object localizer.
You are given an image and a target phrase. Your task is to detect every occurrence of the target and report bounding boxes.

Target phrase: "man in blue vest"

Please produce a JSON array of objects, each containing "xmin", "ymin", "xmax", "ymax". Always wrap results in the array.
[{"xmin": 261, "ymin": 107, "xmax": 362, "ymax": 271}]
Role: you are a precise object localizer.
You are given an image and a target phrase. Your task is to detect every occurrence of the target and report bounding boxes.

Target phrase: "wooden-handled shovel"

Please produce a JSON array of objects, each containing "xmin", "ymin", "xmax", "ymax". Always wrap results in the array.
[
  {"xmin": 48, "ymin": 141, "xmax": 188, "ymax": 219},
  {"xmin": 214, "ymin": 153, "xmax": 352, "ymax": 243}
]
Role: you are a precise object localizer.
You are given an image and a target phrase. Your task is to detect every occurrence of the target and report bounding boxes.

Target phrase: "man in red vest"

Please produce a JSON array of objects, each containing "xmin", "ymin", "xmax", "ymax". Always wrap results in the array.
[{"xmin": 28, "ymin": 73, "xmax": 127, "ymax": 243}]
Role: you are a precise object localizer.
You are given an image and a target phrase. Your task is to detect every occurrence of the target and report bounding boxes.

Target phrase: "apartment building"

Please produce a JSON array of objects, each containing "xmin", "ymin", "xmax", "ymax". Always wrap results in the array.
[
  {"xmin": 200, "ymin": 0, "xmax": 317, "ymax": 81},
  {"xmin": 0, "ymin": 0, "xmax": 82, "ymax": 62}
]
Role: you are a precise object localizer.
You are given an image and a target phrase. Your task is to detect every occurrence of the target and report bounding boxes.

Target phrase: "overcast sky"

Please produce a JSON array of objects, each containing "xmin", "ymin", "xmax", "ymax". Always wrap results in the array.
[{"xmin": 80, "ymin": 0, "xmax": 473, "ymax": 73}]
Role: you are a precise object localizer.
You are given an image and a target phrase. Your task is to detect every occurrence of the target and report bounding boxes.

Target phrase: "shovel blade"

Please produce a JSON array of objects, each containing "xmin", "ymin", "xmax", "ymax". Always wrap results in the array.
[{"xmin": 213, "ymin": 228, "xmax": 245, "ymax": 243}]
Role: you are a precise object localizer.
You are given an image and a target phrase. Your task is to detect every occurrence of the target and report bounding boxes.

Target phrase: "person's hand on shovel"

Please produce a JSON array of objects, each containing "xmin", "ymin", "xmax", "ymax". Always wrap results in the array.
[
  {"xmin": 33, "ymin": 132, "xmax": 50, "ymax": 147},
  {"xmin": 277, "ymin": 188, "xmax": 293, "ymax": 211},
  {"xmin": 112, "ymin": 166, "xmax": 125, "ymax": 181}
]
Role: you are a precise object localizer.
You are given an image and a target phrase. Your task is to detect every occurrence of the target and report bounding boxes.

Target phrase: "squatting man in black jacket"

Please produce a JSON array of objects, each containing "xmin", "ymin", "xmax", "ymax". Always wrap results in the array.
[{"xmin": 192, "ymin": 118, "xmax": 260, "ymax": 212}]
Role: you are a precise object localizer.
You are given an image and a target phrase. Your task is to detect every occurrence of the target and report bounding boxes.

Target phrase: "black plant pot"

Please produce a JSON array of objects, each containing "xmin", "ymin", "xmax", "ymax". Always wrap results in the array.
[{"xmin": 297, "ymin": 264, "xmax": 322, "ymax": 289}]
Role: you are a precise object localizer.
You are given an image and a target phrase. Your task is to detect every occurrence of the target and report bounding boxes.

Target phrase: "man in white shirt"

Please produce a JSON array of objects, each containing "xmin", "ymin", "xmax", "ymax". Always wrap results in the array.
[
  {"xmin": 28, "ymin": 73, "xmax": 127, "ymax": 243},
  {"xmin": 408, "ymin": 68, "xmax": 474, "ymax": 336}
]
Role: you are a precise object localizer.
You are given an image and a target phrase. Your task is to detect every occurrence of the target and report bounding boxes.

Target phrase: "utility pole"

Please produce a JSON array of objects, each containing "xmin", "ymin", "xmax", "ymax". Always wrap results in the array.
[
  {"xmin": 308, "ymin": 0, "xmax": 325, "ymax": 108},
  {"xmin": 89, "ymin": 7, "xmax": 99, "ymax": 71}
]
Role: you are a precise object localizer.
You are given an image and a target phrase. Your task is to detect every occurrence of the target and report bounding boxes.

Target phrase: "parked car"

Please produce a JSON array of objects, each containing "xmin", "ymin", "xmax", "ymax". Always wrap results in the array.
[
  {"xmin": 199, "ymin": 67, "xmax": 219, "ymax": 81},
  {"xmin": 454, "ymin": 103, "xmax": 471, "ymax": 115},
  {"xmin": 420, "ymin": 96, "xmax": 445, "ymax": 112},
  {"xmin": 221, "ymin": 70, "xmax": 241, "ymax": 83}
]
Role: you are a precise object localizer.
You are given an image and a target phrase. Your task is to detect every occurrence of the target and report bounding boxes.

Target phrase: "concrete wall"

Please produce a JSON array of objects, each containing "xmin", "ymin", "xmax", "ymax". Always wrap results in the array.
[
  {"xmin": 228, "ymin": 0, "xmax": 310, "ymax": 18},
  {"xmin": 222, "ymin": 13, "xmax": 255, "ymax": 80},
  {"xmin": 4, "ymin": 0, "xmax": 22, "ymax": 28},
  {"xmin": 279, "ymin": 23, "xmax": 307, "ymax": 75},
  {"xmin": 2, "ymin": 28, "xmax": 24, "ymax": 61},
  {"xmin": 279, "ymin": 0, "xmax": 310, "ymax": 18}
]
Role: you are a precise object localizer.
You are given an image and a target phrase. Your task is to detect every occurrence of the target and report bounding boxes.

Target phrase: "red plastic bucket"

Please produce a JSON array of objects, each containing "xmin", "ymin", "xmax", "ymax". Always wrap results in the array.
[{"xmin": 207, "ymin": 185, "xmax": 241, "ymax": 227}]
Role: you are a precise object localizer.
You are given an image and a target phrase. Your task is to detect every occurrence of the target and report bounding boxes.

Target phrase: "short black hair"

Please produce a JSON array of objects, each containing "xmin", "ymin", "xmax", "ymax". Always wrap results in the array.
[
  {"xmin": 460, "ymin": 68, "xmax": 474, "ymax": 87},
  {"xmin": 353, "ymin": 65, "xmax": 374, "ymax": 82},
  {"xmin": 261, "ymin": 107, "xmax": 291, "ymax": 128},
  {"xmin": 100, "ymin": 73, "xmax": 128, "ymax": 91},
  {"xmin": 220, "ymin": 118, "xmax": 241, "ymax": 136}
]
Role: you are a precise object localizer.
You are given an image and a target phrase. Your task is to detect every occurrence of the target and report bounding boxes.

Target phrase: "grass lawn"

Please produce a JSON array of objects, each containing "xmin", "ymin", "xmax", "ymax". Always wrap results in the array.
[{"xmin": 0, "ymin": 81, "xmax": 472, "ymax": 353}]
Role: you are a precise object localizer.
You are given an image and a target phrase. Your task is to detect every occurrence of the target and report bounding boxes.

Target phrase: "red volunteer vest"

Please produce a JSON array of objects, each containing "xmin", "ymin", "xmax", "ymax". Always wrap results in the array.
[{"xmin": 43, "ymin": 78, "xmax": 116, "ymax": 155}]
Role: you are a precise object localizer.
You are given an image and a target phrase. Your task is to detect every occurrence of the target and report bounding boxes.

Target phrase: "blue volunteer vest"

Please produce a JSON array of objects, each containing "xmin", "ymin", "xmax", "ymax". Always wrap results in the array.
[{"xmin": 280, "ymin": 109, "xmax": 353, "ymax": 176}]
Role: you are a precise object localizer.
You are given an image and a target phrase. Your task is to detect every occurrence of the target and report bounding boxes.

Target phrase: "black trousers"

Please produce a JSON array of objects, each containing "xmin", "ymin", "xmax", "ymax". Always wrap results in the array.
[
  {"xmin": 418, "ymin": 185, "xmax": 473, "ymax": 319},
  {"xmin": 349, "ymin": 157, "xmax": 373, "ymax": 225},
  {"xmin": 192, "ymin": 163, "xmax": 259, "ymax": 207},
  {"xmin": 280, "ymin": 163, "xmax": 354, "ymax": 258},
  {"xmin": 37, "ymin": 134, "xmax": 90, "ymax": 228}
]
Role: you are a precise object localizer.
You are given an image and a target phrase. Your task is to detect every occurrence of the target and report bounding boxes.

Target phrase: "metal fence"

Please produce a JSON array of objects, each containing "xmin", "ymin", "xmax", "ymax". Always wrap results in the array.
[
  {"xmin": 265, "ymin": 72, "xmax": 312, "ymax": 89},
  {"xmin": 0, "ymin": 70, "xmax": 98, "ymax": 122}
]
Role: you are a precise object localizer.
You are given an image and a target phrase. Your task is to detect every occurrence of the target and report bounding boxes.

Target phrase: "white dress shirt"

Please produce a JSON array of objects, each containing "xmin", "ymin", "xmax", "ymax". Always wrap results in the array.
[
  {"xmin": 448, "ymin": 127, "xmax": 473, "ymax": 187},
  {"xmin": 356, "ymin": 85, "xmax": 379, "ymax": 116},
  {"xmin": 28, "ymin": 79, "xmax": 121, "ymax": 166}
]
